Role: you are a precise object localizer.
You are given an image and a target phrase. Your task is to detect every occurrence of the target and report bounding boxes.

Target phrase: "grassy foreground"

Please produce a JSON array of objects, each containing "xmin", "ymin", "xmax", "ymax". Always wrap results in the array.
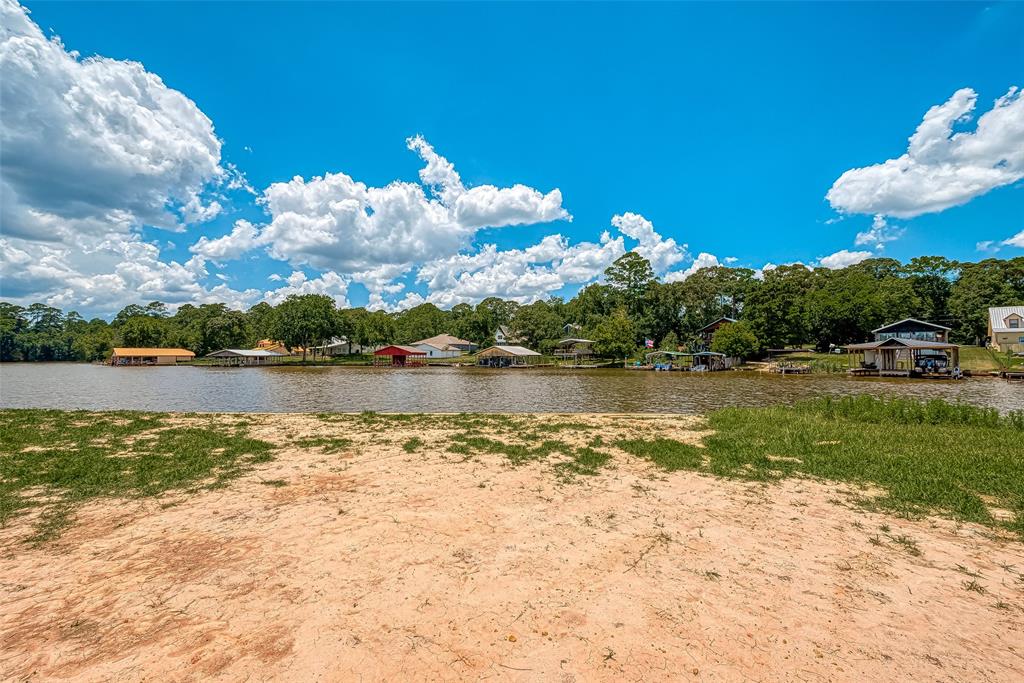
[{"xmin": 1, "ymin": 397, "xmax": 1022, "ymax": 543}]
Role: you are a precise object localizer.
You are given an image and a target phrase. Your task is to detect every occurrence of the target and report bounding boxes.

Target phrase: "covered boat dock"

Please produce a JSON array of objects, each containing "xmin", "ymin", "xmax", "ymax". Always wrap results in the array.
[
  {"xmin": 206, "ymin": 349, "xmax": 285, "ymax": 366},
  {"xmin": 846, "ymin": 338, "xmax": 961, "ymax": 378},
  {"xmin": 477, "ymin": 345, "xmax": 543, "ymax": 368},
  {"xmin": 373, "ymin": 345, "xmax": 427, "ymax": 367}
]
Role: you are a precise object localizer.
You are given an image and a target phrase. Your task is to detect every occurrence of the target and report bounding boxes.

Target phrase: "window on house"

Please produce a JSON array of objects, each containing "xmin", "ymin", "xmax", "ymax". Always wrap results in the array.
[{"xmin": 1009, "ymin": 318, "xmax": 1020, "ymax": 329}]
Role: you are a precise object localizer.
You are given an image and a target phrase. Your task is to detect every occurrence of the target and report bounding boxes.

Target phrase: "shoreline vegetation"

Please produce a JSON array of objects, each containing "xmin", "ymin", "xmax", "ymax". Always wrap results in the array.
[
  {"xmin": 3, "ymin": 396, "xmax": 1023, "ymax": 680},
  {"xmin": 3, "ymin": 255, "xmax": 1023, "ymax": 374},
  {"xmin": 2, "ymin": 396, "xmax": 1021, "ymax": 543}
]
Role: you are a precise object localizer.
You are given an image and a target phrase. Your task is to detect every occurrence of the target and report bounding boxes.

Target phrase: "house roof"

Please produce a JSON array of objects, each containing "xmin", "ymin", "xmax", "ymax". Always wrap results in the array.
[
  {"xmin": 412, "ymin": 334, "xmax": 473, "ymax": 349},
  {"xmin": 112, "ymin": 347, "xmax": 194, "ymax": 357},
  {"xmin": 847, "ymin": 338, "xmax": 958, "ymax": 351},
  {"xmin": 556, "ymin": 338, "xmax": 594, "ymax": 346},
  {"xmin": 697, "ymin": 317, "xmax": 737, "ymax": 333},
  {"xmin": 871, "ymin": 318, "xmax": 951, "ymax": 333},
  {"xmin": 478, "ymin": 345, "xmax": 541, "ymax": 357},
  {"xmin": 374, "ymin": 345, "xmax": 427, "ymax": 356},
  {"xmin": 990, "ymin": 306, "xmax": 1024, "ymax": 333},
  {"xmin": 206, "ymin": 349, "xmax": 283, "ymax": 357}
]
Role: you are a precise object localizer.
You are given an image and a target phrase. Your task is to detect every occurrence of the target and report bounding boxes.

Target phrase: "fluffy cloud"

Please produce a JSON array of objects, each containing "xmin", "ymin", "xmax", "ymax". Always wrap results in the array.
[
  {"xmin": 415, "ymin": 232, "xmax": 625, "ymax": 308},
  {"xmin": 244, "ymin": 137, "xmax": 572, "ymax": 276},
  {"xmin": 0, "ymin": 0, "xmax": 248, "ymax": 313},
  {"xmin": 664, "ymin": 252, "xmax": 721, "ymax": 282},
  {"xmin": 610, "ymin": 213, "xmax": 687, "ymax": 274},
  {"xmin": 261, "ymin": 271, "xmax": 349, "ymax": 307},
  {"xmin": 189, "ymin": 220, "xmax": 260, "ymax": 262},
  {"xmin": 854, "ymin": 215, "xmax": 904, "ymax": 249},
  {"xmin": 1004, "ymin": 230, "xmax": 1024, "ymax": 248},
  {"xmin": 827, "ymin": 87, "xmax": 1024, "ymax": 219},
  {"xmin": 0, "ymin": 0, "xmax": 224, "ymax": 238},
  {"xmin": 816, "ymin": 249, "xmax": 872, "ymax": 269}
]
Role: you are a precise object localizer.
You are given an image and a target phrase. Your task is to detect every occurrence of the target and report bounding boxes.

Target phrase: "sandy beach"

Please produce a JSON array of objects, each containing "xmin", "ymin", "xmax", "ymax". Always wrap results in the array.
[{"xmin": 2, "ymin": 412, "xmax": 1022, "ymax": 681}]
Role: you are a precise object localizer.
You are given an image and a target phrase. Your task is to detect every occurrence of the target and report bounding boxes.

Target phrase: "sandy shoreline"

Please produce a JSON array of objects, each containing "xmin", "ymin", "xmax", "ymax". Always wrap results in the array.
[{"xmin": 2, "ymin": 413, "xmax": 1022, "ymax": 681}]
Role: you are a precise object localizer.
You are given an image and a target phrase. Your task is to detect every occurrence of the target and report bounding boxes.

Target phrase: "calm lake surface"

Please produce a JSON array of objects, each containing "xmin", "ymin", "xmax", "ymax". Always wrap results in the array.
[{"xmin": 1, "ymin": 363, "xmax": 1021, "ymax": 414}]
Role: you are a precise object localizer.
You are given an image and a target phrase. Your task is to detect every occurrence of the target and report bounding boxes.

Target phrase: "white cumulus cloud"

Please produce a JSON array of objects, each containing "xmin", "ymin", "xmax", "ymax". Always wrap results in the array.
[
  {"xmin": 816, "ymin": 249, "xmax": 873, "ymax": 269},
  {"xmin": 827, "ymin": 87, "xmax": 1024, "ymax": 219}
]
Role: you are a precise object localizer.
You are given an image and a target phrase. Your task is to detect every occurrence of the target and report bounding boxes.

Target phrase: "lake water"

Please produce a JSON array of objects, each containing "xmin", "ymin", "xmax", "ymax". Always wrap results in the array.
[{"xmin": 0, "ymin": 363, "xmax": 1021, "ymax": 414}]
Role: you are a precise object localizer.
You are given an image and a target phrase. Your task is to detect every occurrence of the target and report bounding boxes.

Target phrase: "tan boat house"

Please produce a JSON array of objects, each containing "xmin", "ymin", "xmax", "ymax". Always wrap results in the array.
[{"xmin": 110, "ymin": 348, "xmax": 195, "ymax": 366}]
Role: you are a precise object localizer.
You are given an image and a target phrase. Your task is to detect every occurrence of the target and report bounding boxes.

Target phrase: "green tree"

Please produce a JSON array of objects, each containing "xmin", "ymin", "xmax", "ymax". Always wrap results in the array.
[
  {"xmin": 269, "ymin": 294, "xmax": 339, "ymax": 360},
  {"xmin": 743, "ymin": 265, "xmax": 814, "ymax": 349},
  {"xmin": 118, "ymin": 316, "xmax": 169, "ymax": 348},
  {"xmin": 511, "ymin": 300, "xmax": 564, "ymax": 350},
  {"xmin": 710, "ymin": 320, "xmax": 759, "ymax": 359},
  {"xmin": 394, "ymin": 303, "xmax": 449, "ymax": 343},
  {"xmin": 604, "ymin": 252, "xmax": 654, "ymax": 317},
  {"xmin": 660, "ymin": 330, "xmax": 680, "ymax": 351},
  {"xmin": 948, "ymin": 258, "xmax": 1024, "ymax": 343},
  {"xmin": 591, "ymin": 309, "xmax": 638, "ymax": 360}
]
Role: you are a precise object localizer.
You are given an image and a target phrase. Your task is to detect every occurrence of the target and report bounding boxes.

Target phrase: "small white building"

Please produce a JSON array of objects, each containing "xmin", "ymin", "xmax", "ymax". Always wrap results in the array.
[{"xmin": 410, "ymin": 334, "xmax": 477, "ymax": 358}]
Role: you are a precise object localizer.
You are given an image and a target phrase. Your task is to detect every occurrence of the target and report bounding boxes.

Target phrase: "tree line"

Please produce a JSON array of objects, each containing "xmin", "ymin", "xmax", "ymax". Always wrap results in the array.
[{"xmin": 1, "ymin": 254, "xmax": 1021, "ymax": 362}]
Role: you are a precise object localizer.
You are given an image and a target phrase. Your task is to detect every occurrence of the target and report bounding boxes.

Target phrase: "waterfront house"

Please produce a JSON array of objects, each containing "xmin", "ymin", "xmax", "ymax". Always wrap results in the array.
[
  {"xmin": 553, "ymin": 338, "xmax": 595, "ymax": 362},
  {"xmin": 696, "ymin": 317, "xmax": 736, "ymax": 348},
  {"xmin": 206, "ymin": 349, "xmax": 284, "ymax": 366},
  {"xmin": 312, "ymin": 337, "xmax": 379, "ymax": 356},
  {"xmin": 411, "ymin": 334, "xmax": 477, "ymax": 358},
  {"xmin": 846, "ymin": 338, "xmax": 960, "ymax": 377},
  {"xmin": 255, "ymin": 339, "xmax": 304, "ymax": 356},
  {"xmin": 495, "ymin": 325, "xmax": 520, "ymax": 345},
  {"xmin": 872, "ymin": 318, "xmax": 950, "ymax": 343},
  {"xmin": 988, "ymin": 306, "xmax": 1024, "ymax": 353},
  {"xmin": 110, "ymin": 348, "xmax": 195, "ymax": 366},
  {"xmin": 373, "ymin": 345, "xmax": 427, "ymax": 367},
  {"xmin": 477, "ymin": 345, "xmax": 542, "ymax": 368}
]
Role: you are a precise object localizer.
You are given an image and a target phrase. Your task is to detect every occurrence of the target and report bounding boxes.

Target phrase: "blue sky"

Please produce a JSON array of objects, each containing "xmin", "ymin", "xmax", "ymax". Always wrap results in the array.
[{"xmin": 1, "ymin": 1, "xmax": 1022, "ymax": 315}]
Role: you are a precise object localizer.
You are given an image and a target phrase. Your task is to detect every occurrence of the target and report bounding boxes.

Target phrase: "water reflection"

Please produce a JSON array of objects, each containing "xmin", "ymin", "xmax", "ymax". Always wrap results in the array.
[{"xmin": 0, "ymin": 364, "xmax": 1020, "ymax": 414}]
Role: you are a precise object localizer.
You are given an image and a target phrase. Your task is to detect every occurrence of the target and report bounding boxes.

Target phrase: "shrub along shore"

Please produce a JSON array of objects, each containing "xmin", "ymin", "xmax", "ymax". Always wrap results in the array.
[{"xmin": 1, "ymin": 397, "xmax": 1021, "ymax": 544}]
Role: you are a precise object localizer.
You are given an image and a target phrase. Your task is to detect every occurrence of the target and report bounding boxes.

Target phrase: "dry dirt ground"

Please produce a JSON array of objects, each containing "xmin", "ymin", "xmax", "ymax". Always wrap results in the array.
[{"xmin": 2, "ymin": 413, "xmax": 1023, "ymax": 682}]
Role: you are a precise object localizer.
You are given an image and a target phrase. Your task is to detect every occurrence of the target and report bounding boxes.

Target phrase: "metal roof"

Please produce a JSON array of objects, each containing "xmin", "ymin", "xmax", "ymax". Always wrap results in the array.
[
  {"xmin": 112, "ymin": 348, "xmax": 194, "ymax": 357},
  {"xmin": 871, "ymin": 318, "xmax": 951, "ymax": 333},
  {"xmin": 697, "ymin": 317, "xmax": 737, "ymax": 333},
  {"xmin": 411, "ymin": 334, "xmax": 474, "ymax": 348},
  {"xmin": 990, "ymin": 306, "xmax": 1024, "ymax": 333},
  {"xmin": 206, "ymin": 349, "xmax": 284, "ymax": 357},
  {"xmin": 478, "ymin": 345, "xmax": 542, "ymax": 357},
  {"xmin": 374, "ymin": 345, "xmax": 427, "ymax": 355},
  {"xmin": 847, "ymin": 338, "xmax": 957, "ymax": 351}
]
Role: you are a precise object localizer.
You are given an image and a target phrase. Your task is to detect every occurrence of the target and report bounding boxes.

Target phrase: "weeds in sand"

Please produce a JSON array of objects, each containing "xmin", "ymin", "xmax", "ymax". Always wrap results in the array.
[
  {"xmin": 869, "ymin": 535, "xmax": 883, "ymax": 547},
  {"xmin": 955, "ymin": 564, "xmax": 982, "ymax": 578},
  {"xmin": 993, "ymin": 601, "xmax": 1011, "ymax": 610},
  {"xmin": 261, "ymin": 479, "xmax": 288, "ymax": 487},
  {"xmin": 702, "ymin": 569, "xmax": 721, "ymax": 580},
  {"xmin": 403, "ymin": 437, "xmax": 424, "ymax": 453},
  {"xmin": 963, "ymin": 579, "xmax": 987, "ymax": 594},
  {"xmin": 294, "ymin": 436, "xmax": 353, "ymax": 454},
  {"xmin": 889, "ymin": 534, "xmax": 922, "ymax": 557},
  {"xmin": 612, "ymin": 397, "xmax": 1024, "ymax": 536},
  {"xmin": 0, "ymin": 409, "xmax": 274, "ymax": 541},
  {"xmin": 879, "ymin": 524, "xmax": 891, "ymax": 533}
]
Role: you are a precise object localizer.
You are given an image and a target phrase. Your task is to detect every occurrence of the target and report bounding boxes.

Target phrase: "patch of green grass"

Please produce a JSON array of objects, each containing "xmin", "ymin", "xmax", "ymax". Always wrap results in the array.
[
  {"xmin": 402, "ymin": 437, "xmax": 424, "ymax": 453},
  {"xmin": 614, "ymin": 437, "xmax": 704, "ymax": 471},
  {"xmin": 294, "ymin": 436, "xmax": 354, "ymax": 454},
  {"xmin": 0, "ymin": 409, "xmax": 274, "ymax": 540},
  {"xmin": 611, "ymin": 396, "xmax": 1024, "ymax": 536},
  {"xmin": 957, "ymin": 345, "xmax": 1003, "ymax": 373},
  {"xmin": 554, "ymin": 447, "xmax": 612, "ymax": 480}
]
